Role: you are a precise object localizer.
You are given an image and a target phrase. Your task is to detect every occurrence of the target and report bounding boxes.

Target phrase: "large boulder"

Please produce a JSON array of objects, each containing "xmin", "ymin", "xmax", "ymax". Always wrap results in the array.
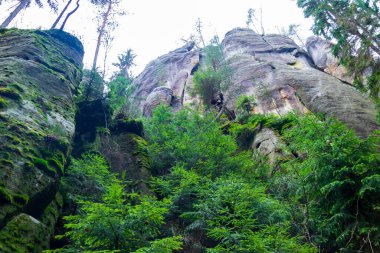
[
  {"xmin": 0, "ymin": 214, "xmax": 50, "ymax": 252},
  {"xmin": 0, "ymin": 29, "xmax": 83, "ymax": 250},
  {"xmin": 143, "ymin": 86, "xmax": 173, "ymax": 116}
]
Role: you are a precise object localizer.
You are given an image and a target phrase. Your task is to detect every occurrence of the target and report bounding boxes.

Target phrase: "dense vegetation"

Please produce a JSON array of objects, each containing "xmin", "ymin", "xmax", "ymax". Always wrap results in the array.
[{"xmin": 53, "ymin": 103, "xmax": 379, "ymax": 252}]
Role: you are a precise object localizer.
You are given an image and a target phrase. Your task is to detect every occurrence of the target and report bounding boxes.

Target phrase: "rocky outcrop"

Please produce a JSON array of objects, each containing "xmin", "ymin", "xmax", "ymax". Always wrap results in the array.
[
  {"xmin": 306, "ymin": 36, "xmax": 353, "ymax": 84},
  {"xmin": 0, "ymin": 214, "xmax": 50, "ymax": 252},
  {"xmin": 130, "ymin": 42, "xmax": 199, "ymax": 114},
  {"xmin": 99, "ymin": 118, "xmax": 151, "ymax": 194},
  {"xmin": 134, "ymin": 28, "xmax": 378, "ymax": 138},
  {"xmin": 0, "ymin": 29, "xmax": 83, "ymax": 250},
  {"xmin": 143, "ymin": 87, "xmax": 173, "ymax": 116},
  {"xmin": 221, "ymin": 28, "xmax": 378, "ymax": 138},
  {"xmin": 252, "ymin": 128, "xmax": 287, "ymax": 166}
]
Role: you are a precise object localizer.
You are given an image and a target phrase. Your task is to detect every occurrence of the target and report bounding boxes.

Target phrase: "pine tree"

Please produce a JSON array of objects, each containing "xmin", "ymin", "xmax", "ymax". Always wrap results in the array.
[{"xmin": 297, "ymin": 0, "xmax": 380, "ymax": 97}]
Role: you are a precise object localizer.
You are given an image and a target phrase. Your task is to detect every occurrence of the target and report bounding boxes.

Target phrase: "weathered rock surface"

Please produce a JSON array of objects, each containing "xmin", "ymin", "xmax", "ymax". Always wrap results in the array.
[
  {"xmin": 130, "ymin": 42, "xmax": 199, "ymax": 113},
  {"xmin": 100, "ymin": 130, "xmax": 151, "ymax": 194},
  {"xmin": 221, "ymin": 28, "xmax": 378, "ymax": 138},
  {"xmin": 0, "ymin": 29, "xmax": 83, "ymax": 250},
  {"xmin": 252, "ymin": 128, "xmax": 287, "ymax": 166},
  {"xmin": 0, "ymin": 213, "xmax": 50, "ymax": 252},
  {"xmin": 143, "ymin": 86, "xmax": 173, "ymax": 116},
  {"xmin": 306, "ymin": 36, "xmax": 353, "ymax": 84},
  {"xmin": 134, "ymin": 28, "xmax": 378, "ymax": 138}
]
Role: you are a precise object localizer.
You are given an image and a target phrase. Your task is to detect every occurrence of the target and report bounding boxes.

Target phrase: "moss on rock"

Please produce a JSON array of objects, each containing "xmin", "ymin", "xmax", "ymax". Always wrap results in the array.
[
  {"xmin": 0, "ymin": 214, "xmax": 50, "ymax": 252},
  {"xmin": 0, "ymin": 28, "xmax": 83, "ymax": 251}
]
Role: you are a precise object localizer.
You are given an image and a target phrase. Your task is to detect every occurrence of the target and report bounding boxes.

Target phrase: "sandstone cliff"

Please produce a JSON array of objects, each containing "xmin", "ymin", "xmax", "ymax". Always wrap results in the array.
[
  {"xmin": 0, "ymin": 29, "xmax": 83, "ymax": 251},
  {"xmin": 131, "ymin": 28, "xmax": 378, "ymax": 138}
]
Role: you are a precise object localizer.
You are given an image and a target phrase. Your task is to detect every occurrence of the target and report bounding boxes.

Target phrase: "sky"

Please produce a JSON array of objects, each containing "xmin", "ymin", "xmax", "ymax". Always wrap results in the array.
[{"xmin": 0, "ymin": 0, "xmax": 313, "ymax": 77}]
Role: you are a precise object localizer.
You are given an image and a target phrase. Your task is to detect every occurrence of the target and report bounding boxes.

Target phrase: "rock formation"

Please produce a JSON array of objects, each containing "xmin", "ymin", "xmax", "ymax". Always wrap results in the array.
[
  {"xmin": 130, "ymin": 42, "xmax": 199, "ymax": 114},
  {"xmin": 306, "ymin": 36, "xmax": 353, "ymax": 84},
  {"xmin": 0, "ymin": 26, "xmax": 378, "ymax": 251},
  {"xmin": 0, "ymin": 29, "xmax": 83, "ymax": 251},
  {"xmin": 133, "ymin": 28, "xmax": 378, "ymax": 138}
]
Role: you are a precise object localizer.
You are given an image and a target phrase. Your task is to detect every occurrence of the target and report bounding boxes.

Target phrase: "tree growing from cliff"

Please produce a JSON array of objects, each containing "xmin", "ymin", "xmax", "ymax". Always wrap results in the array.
[
  {"xmin": 246, "ymin": 8, "xmax": 265, "ymax": 35},
  {"xmin": 297, "ymin": 0, "xmax": 380, "ymax": 97},
  {"xmin": 0, "ymin": 0, "xmax": 58, "ymax": 28},
  {"xmin": 193, "ymin": 42, "xmax": 236, "ymax": 120}
]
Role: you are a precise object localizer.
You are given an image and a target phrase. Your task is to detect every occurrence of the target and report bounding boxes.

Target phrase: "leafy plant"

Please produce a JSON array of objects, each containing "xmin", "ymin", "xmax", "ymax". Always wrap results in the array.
[
  {"xmin": 144, "ymin": 105, "xmax": 253, "ymax": 177},
  {"xmin": 107, "ymin": 75, "xmax": 135, "ymax": 115},
  {"xmin": 278, "ymin": 114, "xmax": 380, "ymax": 251},
  {"xmin": 183, "ymin": 175, "xmax": 316, "ymax": 252}
]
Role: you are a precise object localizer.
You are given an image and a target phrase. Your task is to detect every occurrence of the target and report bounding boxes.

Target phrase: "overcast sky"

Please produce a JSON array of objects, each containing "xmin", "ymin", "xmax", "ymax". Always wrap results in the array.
[{"xmin": 0, "ymin": 0, "xmax": 313, "ymax": 77}]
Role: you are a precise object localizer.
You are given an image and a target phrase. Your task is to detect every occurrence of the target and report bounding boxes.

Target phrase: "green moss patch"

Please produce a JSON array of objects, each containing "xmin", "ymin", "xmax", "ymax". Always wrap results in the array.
[
  {"xmin": 0, "ymin": 97, "xmax": 8, "ymax": 109},
  {"xmin": 110, "ymin": 117, "xmax": 144, "ymax": 136},
  {"xmin": 0, "ymin": 187, "xmax": 13, "ymax": 204},
  {"xmin": 0, "ymin": 87, "xmax": 22, "ymax": 101},
  {"xmin": 33, "ymin": 158, "xmax": 57, "ymax": 177}
]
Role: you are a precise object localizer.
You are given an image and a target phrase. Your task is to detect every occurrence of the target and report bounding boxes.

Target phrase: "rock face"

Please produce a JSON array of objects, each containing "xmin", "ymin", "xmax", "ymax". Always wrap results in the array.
[
  {"xmin": 221, "ymin": 28, "xmax": 378, "ymax": 138},
  {"xmin": 99, "ymin": 118, "xmax": 151, "ymax": 194},
  {"xmin": 130, "ymin": 42, "xmax": 199, "ymax": 114},
  {"xmin": 143, "ymin": 87, "xmax": 174, "ymax": 116},
  {"xmin": 134, "ymin": 28, "xmax": 378, "ymax": 138},
  {"xmin": 306, "ymin": 36, "xmax": 353, "ymax": 84},
  {"xmin": 0, "ymin": 29, "xmax": 83, "ymax": 250}
]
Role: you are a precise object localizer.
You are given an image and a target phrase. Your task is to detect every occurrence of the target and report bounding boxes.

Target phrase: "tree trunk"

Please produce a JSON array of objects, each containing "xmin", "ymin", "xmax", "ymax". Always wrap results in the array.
[
  {"xmin": 59, "ymin": 0, "xmax": 80, "ymax": 30},
  {"xmin": 0, "ymin": 0, "xmax": 29, "ymax": 28},
  {"xmin": 84, "ymin": 0, "xmax": 113, "ymax": 101},
  {"xmin": 92, "ymin": 0, "xmax": 113, "ymax": 71},
  {"xmin": 51, "ymin": 0, "xmax": 73, "ymax": 29}
]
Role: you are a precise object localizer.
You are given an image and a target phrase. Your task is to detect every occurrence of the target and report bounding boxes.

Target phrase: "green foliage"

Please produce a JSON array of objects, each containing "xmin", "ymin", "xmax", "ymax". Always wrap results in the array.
[
  {"xmin": 107, "ymin": 75, "xmax": 135, "ymax": 115},
  {"xmin": 297, "ymin": 0, "xmax": 380, "ymax": 97},
  {"xmin": 132, "ymin": 236, "xmax": 183, "ymax": 253},
  {"xmin": 235, "ymin": 95, "xmax": 257, "ymax": 121},
  {"xmin": 61, "ymin": 153, "xmax": 116, "ymax": 203},
  {"xmin": 192, "ymin": 44, "xmax": 234, "ymax": 109},
  {"xmin": 193, "ymin": 67, "xmax": 223, "ymax": 109},
  {"xmin": 144, "ymin": 105, "xmax": 253, "ymax": 176},
  {"xmin": 187, "ymin": 176, "xmax": 315, "ymax": 253},
  {"xmin": 112, "ymin": 49, "xmax": 136, "ymax": 78},
  {"xmin": 78, "ymin": 69, "xmax": 104, "ymax": 102},
  {"xmin": 61, "ymin": 184, "xmax": 172, "ymax": 252},
  {"xmin": 58, "ymin": 153, "xmax": 179, "ymax": 252},
  {"xmin": 275, "ymin": 114, "xmax": 380, "ymax": 251}
]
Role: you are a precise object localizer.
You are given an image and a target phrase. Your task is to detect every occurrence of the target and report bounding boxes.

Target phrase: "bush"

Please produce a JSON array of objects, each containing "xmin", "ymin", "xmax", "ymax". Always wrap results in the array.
[{"xmin": 144, "ymin": 105, "xmax": 253, "ymax": 177}]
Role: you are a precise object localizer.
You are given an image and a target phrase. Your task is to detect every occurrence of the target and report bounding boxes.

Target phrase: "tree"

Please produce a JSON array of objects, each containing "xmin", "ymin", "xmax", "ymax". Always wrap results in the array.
[
  {"xmin": 51, "ymin": 0, "xmax": 73, "ymax": 29},
  {"xmin": 84, "ymin": 0, "xmax": 124, "ymax": 101},
  {"xmin": 278, "ymin": 114, "xmax": 380, "ymax": 251},
  {"xmin": 107, "ymin": 75, "xmax": 134, "ymax": 114},
  {"xmin": 0, "ymin": 0, "xmax": 58, "ymax": 28},
  {"xmin": 246, "ymin": 8, "xmax": 265, "ymax": 35},
  {"xmin": 58, "ymin": 0, "xmax": 80, "ymax": 30},
  {"xmin": 58, "ymin": 153, "xmax": 182, "ymax": 252},
  {"xmin": 297, "ymin": 0, "xmax": 380, "ymax": 97},
  {"xmin": 112, "ymin": 49, "xmax": 137, "ymax": 78},
  {"xmin": 195, "ymin": 18, "xmax": 206, "ymax": 48},
  {"xmin": 192, "ymin": 43, "xmax": 236, "ymax": 120}
]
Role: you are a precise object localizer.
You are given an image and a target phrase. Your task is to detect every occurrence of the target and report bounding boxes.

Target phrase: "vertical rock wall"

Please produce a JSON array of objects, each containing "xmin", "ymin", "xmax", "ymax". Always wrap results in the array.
[{"xmin": 0, "ymin": 29, "xmax": 83, "ymax": 251}]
